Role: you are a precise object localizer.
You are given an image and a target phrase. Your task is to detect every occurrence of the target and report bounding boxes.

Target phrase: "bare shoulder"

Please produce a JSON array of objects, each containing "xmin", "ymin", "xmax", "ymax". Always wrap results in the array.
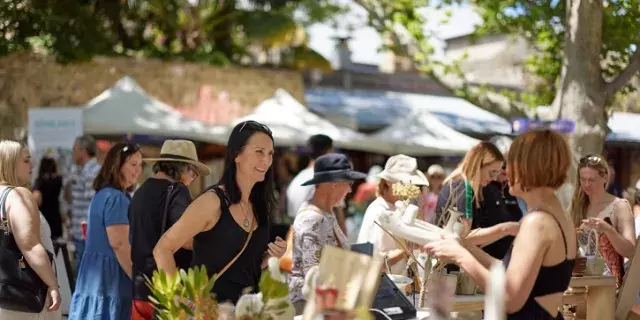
[
  {"xmin": 614, "ymin": 198, "xmax": 632, "ymax": 212},
  {"xmin": 6, "ymin": 187, "xmax": 36, "ymax": 205},
  {"xmin": 520, "ymin": 211, "xmax": 561, "ymax": 239},
  {"xmin": 192, "ymin": 190, "xmax": 222, "ymax": 211}
]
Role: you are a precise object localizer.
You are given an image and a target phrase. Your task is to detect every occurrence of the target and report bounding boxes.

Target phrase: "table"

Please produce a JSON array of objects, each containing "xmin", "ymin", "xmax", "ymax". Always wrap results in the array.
[
  {"xmin": 564, "ymin": 275, "xmax": 616, "ymax": 320},
  {"xmin": 439, "ymin": 276, "xmax": 616, "ymax": 318},
  {"xmin": 452, "ymin": 294, "xmax": 485, "ymax": 312}
]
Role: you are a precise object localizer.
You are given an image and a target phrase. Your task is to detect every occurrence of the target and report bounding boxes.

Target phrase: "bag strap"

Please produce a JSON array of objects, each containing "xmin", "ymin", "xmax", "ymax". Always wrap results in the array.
[
  {"xmin": 160, "ymin": 183, "xmax": 177, "ymax": 235},
  {"xmin": 215, "ymin": 216, "xmax": 254, "ymax": 279},
  {"xmin": 0, "ymin": 187, "xmax": 15, "ymax": 221}
]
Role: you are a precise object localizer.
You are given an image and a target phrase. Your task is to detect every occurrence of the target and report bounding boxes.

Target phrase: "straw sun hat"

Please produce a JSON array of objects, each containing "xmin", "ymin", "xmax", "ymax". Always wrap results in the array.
[
  {"xmin": 143, "ymin": 140, "xmax": 211, "ymax": 176},
  {"xmin": 378, "ymin": 154, "xmax": 429, "ymax": 186}
]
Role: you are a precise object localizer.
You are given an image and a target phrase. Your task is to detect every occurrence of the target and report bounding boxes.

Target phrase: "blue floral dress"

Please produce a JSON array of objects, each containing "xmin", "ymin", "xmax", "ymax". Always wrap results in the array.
[{"xmin": 69, "ymin": 187, "xmax": 132, "ymax": 320}]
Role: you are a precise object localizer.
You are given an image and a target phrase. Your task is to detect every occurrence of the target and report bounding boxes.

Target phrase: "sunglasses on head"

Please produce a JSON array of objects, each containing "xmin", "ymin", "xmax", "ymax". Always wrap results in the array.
[
  {"xmin": 238, "ymin": 120, "xmax": 272, "ymax": 135},
  {"xmin": 120, "ymin": 143, "xmax": 140, "ymax": 156},
  {"xmin": 579, "ymin": 155, "xmax": 603, "ymax": 166}
]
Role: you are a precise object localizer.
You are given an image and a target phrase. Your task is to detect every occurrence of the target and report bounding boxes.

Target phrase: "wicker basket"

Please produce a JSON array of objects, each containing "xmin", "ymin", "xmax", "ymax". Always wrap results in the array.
[{"xmin": 455, "ymin": 271, "xmax": 477, "ymax": 295}]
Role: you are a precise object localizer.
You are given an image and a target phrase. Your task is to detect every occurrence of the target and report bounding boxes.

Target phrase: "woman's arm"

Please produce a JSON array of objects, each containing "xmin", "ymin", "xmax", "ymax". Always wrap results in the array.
[
  {"xmin": 106, "ymin": 225, "xmax": 132, "ymax": 277},
  {"xmin": 7, "ymin": 188, "xmax": 59, "ymax": 289},
  {"xmin": 32, "ymin": 190, "xmax": 43, "ymax": 206},
  {"xmin": 465, "ymin": 222, "xmax": 519, "ymax": 247},
  {"xmin": 154, "ymin": 192, "xmax": 221, "ymax": 276},
  {"xmin": 103, "ymin": 191, "xmax": 134, "ymax": 278},
  {"xmin": 462, "ymin": 240, "xmax": 500, "ymax": 269},
  {"xmin": 606, "ymin": 201, "xmax": 636, "ymax": 258},
  {"xmin": 457, "ymin": 213, "xmax": 549, "ymax": 314}
]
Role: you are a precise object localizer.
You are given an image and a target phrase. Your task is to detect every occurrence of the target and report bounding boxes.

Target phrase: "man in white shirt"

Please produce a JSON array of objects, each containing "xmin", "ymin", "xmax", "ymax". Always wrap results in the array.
[{"xmin": 357, "ymin": 154, "xmax": 429, "ymax": 275}]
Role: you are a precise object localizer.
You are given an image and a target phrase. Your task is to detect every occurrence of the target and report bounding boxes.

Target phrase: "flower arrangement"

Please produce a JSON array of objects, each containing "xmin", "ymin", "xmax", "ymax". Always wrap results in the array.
[
  {"xmin": 147, "ymin": 257, "xmax": 294, "ymax": 320},
  {"xmin": 391, "ymin": 182, "xmax": 421, "ymax": 202}
]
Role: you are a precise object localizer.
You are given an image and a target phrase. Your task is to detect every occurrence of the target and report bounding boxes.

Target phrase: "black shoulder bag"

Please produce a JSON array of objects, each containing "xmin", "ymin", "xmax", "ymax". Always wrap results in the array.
[{"xmin": 0, "ymin": 187, "xmax": 53, "ymax": 313}]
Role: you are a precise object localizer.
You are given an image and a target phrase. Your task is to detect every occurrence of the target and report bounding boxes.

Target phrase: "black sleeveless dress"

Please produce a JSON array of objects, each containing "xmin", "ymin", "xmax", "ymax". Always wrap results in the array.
[
  {"xmin": 191, "ymin": 186, "xmax": 270, "ymax": 304},
  {"xmin": 503, "ymin": 212, "xmax": 575, "ymax": 319}
]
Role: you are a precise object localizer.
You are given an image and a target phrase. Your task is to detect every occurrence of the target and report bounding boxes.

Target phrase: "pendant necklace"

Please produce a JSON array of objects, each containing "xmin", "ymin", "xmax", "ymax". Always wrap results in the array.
[{"xmin": 239, "ymin": 201, "xmax": 251, "ymax": 228}]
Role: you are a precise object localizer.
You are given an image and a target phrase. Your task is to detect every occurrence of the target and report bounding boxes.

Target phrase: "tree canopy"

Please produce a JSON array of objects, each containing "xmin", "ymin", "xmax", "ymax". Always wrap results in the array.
[
  {"xmin": 354, "ymin": 0, "xmax": 640, "ymax": 113},
  {"xmin": 0, "ymin": 0, "xmax": 344, "ymax": 70}
]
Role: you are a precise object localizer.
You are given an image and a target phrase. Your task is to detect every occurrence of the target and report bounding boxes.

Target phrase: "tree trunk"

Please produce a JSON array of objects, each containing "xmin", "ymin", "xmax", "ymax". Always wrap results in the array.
[{"xmin": 552, "ymin": 0, "xmax": 607, "ymax": 203}]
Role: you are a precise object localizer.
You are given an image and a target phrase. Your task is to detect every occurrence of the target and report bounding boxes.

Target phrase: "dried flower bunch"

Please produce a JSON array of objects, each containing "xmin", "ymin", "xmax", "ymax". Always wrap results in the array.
[{"xmin": 391, "ymin": 182, "xmax": 421, "ymax": 201}]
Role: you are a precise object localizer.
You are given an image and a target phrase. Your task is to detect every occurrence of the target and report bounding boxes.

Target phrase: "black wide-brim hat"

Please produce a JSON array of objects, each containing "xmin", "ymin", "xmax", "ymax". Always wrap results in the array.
[{"xmin": 301, "ymin": 153, "xmax": 367, "ymax": 186}]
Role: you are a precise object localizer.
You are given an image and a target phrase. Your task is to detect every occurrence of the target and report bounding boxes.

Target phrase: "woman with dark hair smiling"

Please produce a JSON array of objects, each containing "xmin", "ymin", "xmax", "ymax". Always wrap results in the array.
[
  {"xmin": 69, "ymin": 143, "xmax": 143, "ymax": 320},
  {"xmin": 154, "ymin": 120, "xmax": 287, "ymax": 304}
]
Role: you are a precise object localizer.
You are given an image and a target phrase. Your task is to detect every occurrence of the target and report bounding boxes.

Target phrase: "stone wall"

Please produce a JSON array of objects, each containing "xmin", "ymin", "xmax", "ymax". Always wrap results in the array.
[{"xmin": 0, "ymin": 52, "xmax": 305, "ymax": 139}]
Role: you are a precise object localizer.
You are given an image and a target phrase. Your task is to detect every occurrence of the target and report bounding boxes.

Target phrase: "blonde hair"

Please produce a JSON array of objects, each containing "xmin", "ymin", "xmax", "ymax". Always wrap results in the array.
[
  {"xmin": 0, "ymin": 140, "xmax": 25, "ymax": 186},
  {"xmin": 445, "ymin": 141, "xmax": 504, "ymax": 207},
  {"xmin": 569, "ymin": 154, "xmax": 610, "ymax": 227}
]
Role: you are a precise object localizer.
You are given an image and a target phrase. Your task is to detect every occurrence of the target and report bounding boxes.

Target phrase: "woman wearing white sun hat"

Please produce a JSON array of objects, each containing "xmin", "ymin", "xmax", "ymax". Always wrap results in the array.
[{"xmin": 356, "ymin": 154, "xmax": 429, "ymax": 275}]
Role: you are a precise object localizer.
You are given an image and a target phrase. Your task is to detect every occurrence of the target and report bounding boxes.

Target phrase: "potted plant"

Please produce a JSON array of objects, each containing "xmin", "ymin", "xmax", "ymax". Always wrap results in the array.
[{"xmin": 147, "ymin": 257, "xmax": 295, "ymax": 320}]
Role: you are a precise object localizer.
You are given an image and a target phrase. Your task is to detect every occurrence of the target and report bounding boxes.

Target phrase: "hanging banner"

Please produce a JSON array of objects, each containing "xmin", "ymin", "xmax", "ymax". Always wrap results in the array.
[
  {"xmin": 28, "ymin": 108, "xmax": 84, "ymax": 177},
  {"xmin": 511, "ymin": 118, "xmax": 575, "ymax": 134}
]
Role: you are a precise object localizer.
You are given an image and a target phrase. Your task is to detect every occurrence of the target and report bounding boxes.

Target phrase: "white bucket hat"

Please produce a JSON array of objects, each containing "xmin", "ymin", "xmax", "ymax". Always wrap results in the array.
[
  {"xmin": 377, "ymin": 154, "xmax": 429, "ymax": 186},
  {"xmin": 143, "ymin": 140, "xmax": 211, "ymax": 176}
]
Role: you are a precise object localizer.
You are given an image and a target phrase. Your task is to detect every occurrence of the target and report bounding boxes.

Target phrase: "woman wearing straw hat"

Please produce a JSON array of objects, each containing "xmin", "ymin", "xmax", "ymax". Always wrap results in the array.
[
  {"xmin": 357, "ymin": 154, "xmax": 429, "ymax": 276},
  {"xmin": 129, "ymin": 140, "xmax": 211, "ymax": 320}
]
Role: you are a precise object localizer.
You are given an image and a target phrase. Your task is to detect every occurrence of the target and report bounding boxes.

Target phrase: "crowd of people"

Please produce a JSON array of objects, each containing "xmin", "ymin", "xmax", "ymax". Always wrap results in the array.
[{"xmin": 0, "ymin": 119, "xmax": 638, "ymax": 320}]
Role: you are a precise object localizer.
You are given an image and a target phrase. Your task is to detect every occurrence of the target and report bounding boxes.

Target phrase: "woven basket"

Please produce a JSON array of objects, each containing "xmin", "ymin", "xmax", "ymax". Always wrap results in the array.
[{"xmin": 455, "ymin": 271, "xmax": 477, "ymax": 295}]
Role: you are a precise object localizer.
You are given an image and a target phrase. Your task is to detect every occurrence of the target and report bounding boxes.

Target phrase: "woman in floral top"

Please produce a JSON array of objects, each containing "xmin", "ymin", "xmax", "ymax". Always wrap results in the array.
[{"xmin": 288, "ymin": 153, "xmax": 366, "ymax": 315}]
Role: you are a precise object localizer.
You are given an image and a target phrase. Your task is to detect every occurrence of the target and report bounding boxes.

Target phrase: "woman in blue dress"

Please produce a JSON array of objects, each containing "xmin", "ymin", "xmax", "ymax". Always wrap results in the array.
[{"xmin": 69, "ymin": 143, "xmax": 143, "ymax": 319}]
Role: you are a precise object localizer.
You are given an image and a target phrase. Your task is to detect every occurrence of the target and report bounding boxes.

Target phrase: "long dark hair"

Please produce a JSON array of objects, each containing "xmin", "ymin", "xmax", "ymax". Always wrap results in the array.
[
  {"xmin": 212, "ymin": 120, "xmax": 277, "ymax": 227},
  {"xmin": 93, "ymin": 142, "xmax": 141, "ymax": 192},
  {"xmin": 37, "ymin": 157, "xmax": 58, "ymax": 180}
]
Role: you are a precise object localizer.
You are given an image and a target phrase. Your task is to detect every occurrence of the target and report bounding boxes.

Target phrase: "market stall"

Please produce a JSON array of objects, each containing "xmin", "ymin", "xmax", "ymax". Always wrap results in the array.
[
  {"xmin": 234, "ymin": 89, "xmax": 393, "ymax": 154},
  {"xmin": 83, "ymin": 76, "xmax": 228, "ymax": 144}
]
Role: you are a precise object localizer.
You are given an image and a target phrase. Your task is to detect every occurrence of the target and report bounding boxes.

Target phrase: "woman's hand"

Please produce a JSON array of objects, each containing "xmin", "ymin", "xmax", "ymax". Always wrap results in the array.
[
  {"xmin": 266, "ymin": 236, "xmax": 287, "ymax": 258},
  {"xmin": 581, "ymin": 217, "xmax": 615, "ymax": 234},
  {"xmin": 423, "ymin": 237, "xmax": 469, "ymax": 265},
  {"xmin": 47, "ymin": 287, "xmax": 61, "ymax": 311}
]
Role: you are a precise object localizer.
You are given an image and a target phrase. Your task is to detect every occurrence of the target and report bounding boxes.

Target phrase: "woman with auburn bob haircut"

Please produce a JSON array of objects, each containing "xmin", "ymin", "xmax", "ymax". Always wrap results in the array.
[{"xmin": 425, "ymin": 129, "xmax": 577, "ymax": 319}]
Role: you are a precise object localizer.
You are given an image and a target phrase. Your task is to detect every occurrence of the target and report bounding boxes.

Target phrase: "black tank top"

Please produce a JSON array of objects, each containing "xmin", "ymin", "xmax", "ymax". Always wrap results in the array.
[
  {"xmin": 191, "ymin": 186, "xmax": 270, "ymax": 304},
  {"xmin": 503, "ymin": 212, "xmax": 575, "ymax": 319}
]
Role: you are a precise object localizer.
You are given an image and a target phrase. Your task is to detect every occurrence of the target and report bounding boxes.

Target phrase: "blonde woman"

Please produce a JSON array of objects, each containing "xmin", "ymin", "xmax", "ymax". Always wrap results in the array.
[
  {"xmin": 435, "ymin": 141, "xmax": 518, "ymax": 249},
  {"xmin": 0, "ymin": 140, "xmax": 61, "ymax": 319},
  {"xmin": 570, "ymin": 154, "xmax": 635, "ymax": 287}
]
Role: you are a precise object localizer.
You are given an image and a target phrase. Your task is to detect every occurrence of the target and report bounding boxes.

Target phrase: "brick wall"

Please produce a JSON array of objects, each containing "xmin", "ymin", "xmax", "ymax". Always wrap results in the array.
[{"xmin": 0, "ymin": 52, "xmax": 304, "ymax": 139}]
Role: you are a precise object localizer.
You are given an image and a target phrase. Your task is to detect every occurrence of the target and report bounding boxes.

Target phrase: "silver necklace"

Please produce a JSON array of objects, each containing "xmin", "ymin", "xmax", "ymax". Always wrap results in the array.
[{"xmin": 239, "ymin": 201, "xmax": 251, "ymax": 228}]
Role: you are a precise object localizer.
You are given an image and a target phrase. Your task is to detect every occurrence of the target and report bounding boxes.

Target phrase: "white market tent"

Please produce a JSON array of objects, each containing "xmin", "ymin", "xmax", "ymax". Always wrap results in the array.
[
  {"xmin": 83, "ymin": 76, "xmax": 228, "ymax": 144},
  {"xmin": 372, "ymin": 106, "xmax": 480, "ymax": 156},
  {"xmin": 234, "ymin": 89, "xmax": 393, "ymax": 154}
]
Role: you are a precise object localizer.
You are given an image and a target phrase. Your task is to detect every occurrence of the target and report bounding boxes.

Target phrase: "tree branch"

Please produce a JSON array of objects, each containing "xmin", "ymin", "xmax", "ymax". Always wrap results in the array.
[{"xmin": 605, "ymin": 44, "xmax": 640, "ymax": 98}]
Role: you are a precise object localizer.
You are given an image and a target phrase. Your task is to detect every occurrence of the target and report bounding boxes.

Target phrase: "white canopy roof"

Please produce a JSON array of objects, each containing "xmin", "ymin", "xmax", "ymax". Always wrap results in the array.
[
  {"xmin": 234, "ymin": 89, "xmax": 392, "ymax": 153},
  {"xmin": 372, "ymin": 106, "xmax": 479, "ymax": 156},
  {"xmin": 83, "ymin": 77, "xmax": 228, "ymax": 144}
]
